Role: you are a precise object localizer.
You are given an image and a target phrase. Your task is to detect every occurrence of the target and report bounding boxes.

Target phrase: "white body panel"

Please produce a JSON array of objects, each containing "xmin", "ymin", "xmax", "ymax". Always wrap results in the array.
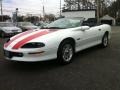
[{"xmin": 4, "ymin": 24, "xmax": 111, "ymax": 62}]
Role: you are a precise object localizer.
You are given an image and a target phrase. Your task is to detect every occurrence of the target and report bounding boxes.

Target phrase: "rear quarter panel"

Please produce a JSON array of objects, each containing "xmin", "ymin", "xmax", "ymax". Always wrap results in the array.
[{"xmin": 99, "ymin": 24, "xmax": 111, "ymax": 39}]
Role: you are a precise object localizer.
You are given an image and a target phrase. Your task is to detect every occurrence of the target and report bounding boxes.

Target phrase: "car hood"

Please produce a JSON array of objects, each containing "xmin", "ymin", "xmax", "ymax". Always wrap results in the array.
[{"xmin": 4, "ymin": 29, "xmax": 60, "ymax": 50}]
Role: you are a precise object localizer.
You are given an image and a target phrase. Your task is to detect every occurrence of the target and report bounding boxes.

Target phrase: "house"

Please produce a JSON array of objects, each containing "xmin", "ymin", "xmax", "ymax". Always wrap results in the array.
[
  {"xmin": 100, "ymin": 15, "xmax": 116, "ymax": 25},
  {"xmin": 62, "ymin": 9, "xmax": 96, "ymax": 20}
]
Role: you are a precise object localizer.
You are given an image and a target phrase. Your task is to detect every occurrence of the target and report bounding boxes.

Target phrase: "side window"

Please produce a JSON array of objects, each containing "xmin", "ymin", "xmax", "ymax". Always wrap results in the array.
[
  {"xmin": 82, "ymin": 18, "xmax": 97, "ymax": 27},
  {"xmin": 82, "ymin": 21, "xmax": 89, "ymax": 26}
]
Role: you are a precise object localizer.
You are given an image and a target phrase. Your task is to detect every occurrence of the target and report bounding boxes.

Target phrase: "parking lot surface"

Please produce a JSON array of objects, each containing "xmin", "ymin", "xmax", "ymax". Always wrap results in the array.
[{"xmin": 0, "ymin": 26, "xmax": 120, "ymax": 90}]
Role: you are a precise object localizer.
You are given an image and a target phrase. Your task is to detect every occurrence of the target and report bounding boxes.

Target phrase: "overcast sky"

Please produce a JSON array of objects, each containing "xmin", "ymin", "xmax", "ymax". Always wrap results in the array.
[{"xmin": 3, "ymin": 0, "xmax": 64, "ymax": 16}]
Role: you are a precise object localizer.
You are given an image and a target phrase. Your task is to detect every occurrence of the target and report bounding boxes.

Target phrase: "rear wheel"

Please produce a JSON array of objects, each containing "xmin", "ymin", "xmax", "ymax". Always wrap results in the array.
[
  {"xmin": 57, "ymin": 40, "xmax": 74, "ymax": 64},
  {"xmin": 101, "ymin": 33, "xmax": 109, "ymax": 47}
]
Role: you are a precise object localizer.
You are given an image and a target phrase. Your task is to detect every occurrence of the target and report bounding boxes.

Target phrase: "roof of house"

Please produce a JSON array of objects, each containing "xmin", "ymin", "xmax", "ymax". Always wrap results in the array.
[
  {"xmin": 62, "ymin": 9, "xmax": 96, "ymax": 12},
  {"xmin": 100, "ymin": 15, "xmax": 115, "ymax": 20}
]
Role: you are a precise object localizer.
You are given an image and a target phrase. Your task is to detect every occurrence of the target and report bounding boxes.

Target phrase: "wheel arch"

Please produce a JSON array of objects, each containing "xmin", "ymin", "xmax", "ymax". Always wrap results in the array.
[
  {"xmin": 57, "ymin": 37, "xmax": 76, "ymax": 54},
  {"xmin": 57, "ymin": 37, "xmax": 76, "ymax": 64},
  {"xmin": 105, "ymin": 31, "xmax": 109, "ymax": 35},
  {"xmin": 104, "ymin": 31, "xmax": 111, "ymax": 39}
]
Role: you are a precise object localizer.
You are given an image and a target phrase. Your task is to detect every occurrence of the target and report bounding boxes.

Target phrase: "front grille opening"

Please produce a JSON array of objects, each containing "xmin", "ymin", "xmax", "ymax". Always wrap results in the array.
[{"xmin": 4, "ymin": 50, "xmax": 23, "ymax": 58}]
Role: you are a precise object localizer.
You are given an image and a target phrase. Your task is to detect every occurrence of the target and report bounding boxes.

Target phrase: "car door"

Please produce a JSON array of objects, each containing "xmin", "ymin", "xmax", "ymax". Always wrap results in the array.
[{"xmin": 76, "ymin": 26, "xmax": 100, "ymax": 51}]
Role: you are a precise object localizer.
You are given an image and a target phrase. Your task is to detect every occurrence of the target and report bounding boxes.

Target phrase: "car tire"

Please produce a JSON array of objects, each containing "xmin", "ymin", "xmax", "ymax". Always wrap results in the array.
[
  {"xmin": 57, "ymin": 40, "xmax": 75, "ymax": 65},
  {"xmin": 101, "ymin": 33, "xmax": 109, "ymax": 48}
]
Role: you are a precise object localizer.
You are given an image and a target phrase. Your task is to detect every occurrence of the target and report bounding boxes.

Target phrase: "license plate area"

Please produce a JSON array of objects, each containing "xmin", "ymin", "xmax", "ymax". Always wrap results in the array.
[
  {"xmin": 4, "ymin": 50, "xmax": 11, "ymax": 58},
  {"xmin": 4, "ymin": 50, "xmax": 23, "ymax": 58}
]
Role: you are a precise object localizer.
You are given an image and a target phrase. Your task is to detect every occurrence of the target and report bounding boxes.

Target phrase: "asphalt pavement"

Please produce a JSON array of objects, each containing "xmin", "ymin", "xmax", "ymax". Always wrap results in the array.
[{"xmin": 0, "ymin": 26, "xmax": 120, "ymax": 90}]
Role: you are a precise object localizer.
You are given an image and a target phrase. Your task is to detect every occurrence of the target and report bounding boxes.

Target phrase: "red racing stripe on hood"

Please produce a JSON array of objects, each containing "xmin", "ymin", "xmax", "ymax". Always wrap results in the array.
[
  {"xmin": 4, "ymin": 30, "xmax": 33, "ymax": 48},
  {"xmin": 12, "ymin": 30, "xmax": 55, "ymax": 49}
]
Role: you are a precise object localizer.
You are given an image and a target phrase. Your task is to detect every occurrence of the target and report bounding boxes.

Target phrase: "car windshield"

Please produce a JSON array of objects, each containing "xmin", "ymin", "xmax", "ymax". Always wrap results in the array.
[
  {"xmin": 42, "ymin": 18, "xmax": 84, "ymax": 29},
  {"xmin": 18, "ymin": 22, "xmax": 34, "ymax": 26},
  {"xmin": 0, "ymin": 22, "xmax": 14, "ymax": 27}
]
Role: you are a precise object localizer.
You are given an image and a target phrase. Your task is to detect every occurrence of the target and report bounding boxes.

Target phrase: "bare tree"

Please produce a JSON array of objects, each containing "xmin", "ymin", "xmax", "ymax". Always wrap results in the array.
[{"xmin": 63, "ymin": 0, "xmax": 96, "ymax": 11}]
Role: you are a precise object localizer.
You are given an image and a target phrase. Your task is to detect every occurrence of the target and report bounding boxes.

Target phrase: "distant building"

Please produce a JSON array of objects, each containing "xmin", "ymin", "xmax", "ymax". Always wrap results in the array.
[
  {"xmin": 100, "ymin": 15, "xmax": 116, "ymax": 25},
  {"xmin": 62, "ymin": 9, "xmax": 96, "ymax": 20},
  {"xmin": 62, "ymin": 0, "xmax": 96, "ymax": 19}
]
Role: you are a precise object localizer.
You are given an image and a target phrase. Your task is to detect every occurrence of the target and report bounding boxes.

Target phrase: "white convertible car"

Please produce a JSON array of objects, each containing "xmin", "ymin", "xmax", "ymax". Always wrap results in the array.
[{"xmin": 3, "ymin": 18, "xmax": 111, "ymax": 64}]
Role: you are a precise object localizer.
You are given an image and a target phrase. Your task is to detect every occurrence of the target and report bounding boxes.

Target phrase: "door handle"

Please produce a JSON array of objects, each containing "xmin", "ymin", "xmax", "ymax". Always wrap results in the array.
[{"xmin": 98, "ymin": 29, "xmax": 101, "ymax": 31}]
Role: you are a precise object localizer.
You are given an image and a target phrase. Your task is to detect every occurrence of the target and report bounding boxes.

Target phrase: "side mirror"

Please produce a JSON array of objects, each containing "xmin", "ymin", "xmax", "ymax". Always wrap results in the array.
[{"xmin": 81, "ymin": 26, "xmax": 90, "ymax": 31}]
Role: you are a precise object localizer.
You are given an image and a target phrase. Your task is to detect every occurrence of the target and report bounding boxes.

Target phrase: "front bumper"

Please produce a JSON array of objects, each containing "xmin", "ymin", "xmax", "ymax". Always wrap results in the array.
[{"xmin": 4, "ymin": 48, "xmax": 57, "ymax": 62}]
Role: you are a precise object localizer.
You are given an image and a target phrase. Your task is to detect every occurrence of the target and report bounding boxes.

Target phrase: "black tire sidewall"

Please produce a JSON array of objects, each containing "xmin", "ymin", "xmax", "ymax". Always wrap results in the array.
[
  {"xmin": 57, "ymin": 40, "xmax": 74, "ymax": 64},
  {"xmin": 102, "ymin": 34, "xmax": 109, "ymax": 47}
]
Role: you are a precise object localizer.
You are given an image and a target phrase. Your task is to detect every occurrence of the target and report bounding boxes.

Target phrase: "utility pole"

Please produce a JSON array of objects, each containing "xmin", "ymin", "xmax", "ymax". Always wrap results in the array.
[
  {"xmin": 42, "ymin": 0, "xmax": 45, "ymax": 21},
  {"xmin": 97, "ymin": 0, "xmax": 100, "ymax": 24},
  {"xmin": 60, "ymin": 0, "xmax": 62, "ymax": 17},
  {"xmin": 14, "ymin": 8, "xmax": 18, "ymax": 25},
  {"xmin": 43, "ymin": 5, "xmax": 46, "ymax": 21},
  {"xmin": 43, "ymin": 5, "xmax": 45, "ymax": 18},
  {"xmin": 0, "ymin": 0, "xmax": 3, "ymax": 21},
  {"xmin": 0, "ymin": 0, "xmax": 3, "ymax": 15},
  {"xmin": 16, "ymin": 8, "xmax": 18, "ymax": 23}
]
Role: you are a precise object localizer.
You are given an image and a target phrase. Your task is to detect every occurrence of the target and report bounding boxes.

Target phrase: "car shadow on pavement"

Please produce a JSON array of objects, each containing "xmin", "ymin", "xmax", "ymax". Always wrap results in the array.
[
  {"xmin": 5, "ymin": 44, "xmax": 109, "ymax": 72},
  {"xmin": 74, "ymin": 44, "xmax": 109, "ymax": 58},
  {"xmin": 6, "ymin": 60, "xmax": 62, "ymax": 72}
]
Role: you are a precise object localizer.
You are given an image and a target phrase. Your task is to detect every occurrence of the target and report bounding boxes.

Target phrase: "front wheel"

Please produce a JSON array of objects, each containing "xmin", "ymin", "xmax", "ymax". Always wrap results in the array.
[
  {"xmin": 57, "ymin": 40, "xmax": 74, "ymax": 64},
  {"xmin": 101, "ymin": 34, "xmax": 109, "ymax": 47}
]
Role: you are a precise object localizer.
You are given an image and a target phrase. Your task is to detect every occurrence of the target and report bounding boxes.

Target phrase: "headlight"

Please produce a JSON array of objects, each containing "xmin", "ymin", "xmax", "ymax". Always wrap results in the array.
[{"xmin": 21, "ymin": 42, "xmax": 45, "ymax": 48}]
